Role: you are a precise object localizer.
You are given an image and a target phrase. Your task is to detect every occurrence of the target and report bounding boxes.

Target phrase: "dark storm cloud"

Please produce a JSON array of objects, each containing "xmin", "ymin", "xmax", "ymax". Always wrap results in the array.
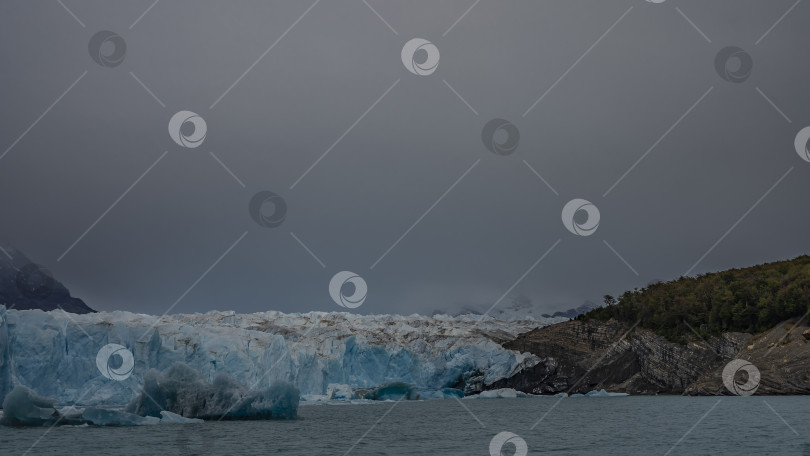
[{"xmin": 0, "ymin": 0, "xmax": 808, "ymax": 316}]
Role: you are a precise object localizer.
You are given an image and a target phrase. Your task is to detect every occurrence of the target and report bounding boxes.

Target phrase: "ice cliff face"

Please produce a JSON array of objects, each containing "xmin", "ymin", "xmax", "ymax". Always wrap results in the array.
[{"xmin": 0, "ymin": 306, "xmax": 549, "ymax": 406}]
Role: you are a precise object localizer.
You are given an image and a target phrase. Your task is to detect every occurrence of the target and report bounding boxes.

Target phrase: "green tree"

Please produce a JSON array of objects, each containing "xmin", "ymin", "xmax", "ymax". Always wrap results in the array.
[{"xmin": 580, "ymin": 256, "xmax": 810, "ymax": 339}]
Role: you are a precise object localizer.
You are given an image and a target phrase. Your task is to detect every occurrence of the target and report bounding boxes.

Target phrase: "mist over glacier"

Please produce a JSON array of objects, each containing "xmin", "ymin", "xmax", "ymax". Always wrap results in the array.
[{"xmin": 0, "ymin": 305, "xmax": 553, "ymax": 406}]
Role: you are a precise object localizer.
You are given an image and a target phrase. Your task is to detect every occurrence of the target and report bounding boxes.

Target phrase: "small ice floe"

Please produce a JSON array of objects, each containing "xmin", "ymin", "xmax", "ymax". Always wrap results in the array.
[
  {"xmin": 416, "ymin": 388, "xmax": 464, "ymax": 400},
  {"xmin": 569, "ymin": 389, "xmax": 629, "ymax": 398},
  {"xmin": 82, "ymin": 408, "xmax": 161, "ymax": 426},
  {"xmin": 158, "ymin": 411, "xmax": 204, "ymax": 424},
  {"xmin": 464, "ymin": 388, "xmax": 539, "ymax": 399}
]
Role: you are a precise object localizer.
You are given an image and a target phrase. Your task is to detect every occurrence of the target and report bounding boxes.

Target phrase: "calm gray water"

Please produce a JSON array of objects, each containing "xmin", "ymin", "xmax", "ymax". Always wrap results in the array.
[{"xmin": 1, "ymin": 396, "xmax": 808, "ymax": 455}]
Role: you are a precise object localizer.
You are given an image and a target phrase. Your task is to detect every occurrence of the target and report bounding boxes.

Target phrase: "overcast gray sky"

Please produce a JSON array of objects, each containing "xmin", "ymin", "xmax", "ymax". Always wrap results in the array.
[{"xmin": 1, "ymin": 0, "xmax": 808, "ymax": 316}]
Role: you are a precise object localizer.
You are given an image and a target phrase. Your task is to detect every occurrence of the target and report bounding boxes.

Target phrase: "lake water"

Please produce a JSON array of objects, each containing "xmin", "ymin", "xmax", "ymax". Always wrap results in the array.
[{"xmin": 1, "ymin": 396, "xmax": 808, "ymax": 455}]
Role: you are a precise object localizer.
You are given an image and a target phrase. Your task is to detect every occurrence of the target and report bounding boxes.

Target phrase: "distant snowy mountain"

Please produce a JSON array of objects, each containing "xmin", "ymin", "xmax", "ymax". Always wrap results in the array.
[
  {"xmin": 541, "ymin": 301, "xmax": 599, "ymax": 319},
  {"xmin": 433, "ymin": 295, "xmax": 568, "ymax": 322},
  {"xmin": 0, "ymin": 306, "xmax": 555, "ymax": 407},
  {"xmin": 0, "ymin": 243, "xmax": 94, "ymax": 314}
]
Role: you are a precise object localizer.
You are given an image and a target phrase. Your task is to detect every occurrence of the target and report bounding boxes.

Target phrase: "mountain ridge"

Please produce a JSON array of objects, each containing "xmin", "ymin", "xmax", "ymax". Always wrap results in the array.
[{"xmin": 0, "ymin": 243, "xmax": 94, "ymax": 314}]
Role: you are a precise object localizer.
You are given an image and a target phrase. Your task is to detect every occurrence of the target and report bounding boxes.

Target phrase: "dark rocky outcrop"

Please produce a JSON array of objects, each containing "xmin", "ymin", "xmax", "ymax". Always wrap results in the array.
[
  {"xmin": 0, "ymin": 243, "xmax": 94, "ymax": 314},
  {"xmin": 493, "ymin": 317, "xmax": 810, "ymax": 395}
]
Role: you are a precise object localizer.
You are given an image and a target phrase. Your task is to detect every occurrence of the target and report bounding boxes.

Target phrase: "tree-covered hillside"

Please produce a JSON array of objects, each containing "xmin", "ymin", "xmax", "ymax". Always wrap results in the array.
[{"xmin": 579, "ymin": 256, "xmax": 810, "ymax": 340}]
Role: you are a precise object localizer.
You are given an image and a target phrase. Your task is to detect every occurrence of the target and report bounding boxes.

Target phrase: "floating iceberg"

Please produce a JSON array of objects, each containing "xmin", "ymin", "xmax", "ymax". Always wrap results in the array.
[
  {"xmin": 476, "ymin": 388, "xmax": 518, "ymax": 399},
  {"xmin": 82, "ymin": 407, "xmax": 160, "ymax": 426},
  {"xmin": 586, "ymin": 389, "xmax": 628, "ymax": 397},
  {"xmin": 159, "ymin": 411, "xmax": 204, "ymax": 424},
  {"xmin": 417, "ymin": 388, "xmax": 464, "ymax": 400},
  {"xmin": 326, "ymin": 383, "xmax": 353, "ymax": 400},
  {"xmin": 299, "ymin": 394, "xmax": 330, "ymax": 403},
  {"xmin": 0, "ymin": 386, "xmax": 60, "ymax": 426},
  {"xmin": 465, "ymin": 388, "xmax": 540, "ymax": 399},
  {"xmin": 306, "ymin": 384, "xmax": 464, "ymax": 402},
  {"xmin": 569, "ymin": 389, "xmax": 628, "ymax": 398},
  {"xmin": 0, "ymin": 386, "xmax": 165, "ymax": 427}
]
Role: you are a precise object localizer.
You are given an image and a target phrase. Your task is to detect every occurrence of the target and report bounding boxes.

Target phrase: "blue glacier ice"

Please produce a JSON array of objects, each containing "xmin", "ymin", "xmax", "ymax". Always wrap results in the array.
[
  {"xmin": 0, "ymin": 385, "xmax": 207, "ymax": 426},
  {"xmin": 359, "ymin": 382, "xmax": 421, "ymax": 401},
  {"xmin": 1, "ymin": 367, "xmax": 294, "ymax": 426},
  {"xmin": 417, "ymin": 388, "xmax": 464, "ymax": 400},
  {"xmin": 125, "ymin": 362, "xmax": 299, "ymax": 420},
  {"xmin": 0, "ymin": 306, "xmax": 548, "ymax": 407}
]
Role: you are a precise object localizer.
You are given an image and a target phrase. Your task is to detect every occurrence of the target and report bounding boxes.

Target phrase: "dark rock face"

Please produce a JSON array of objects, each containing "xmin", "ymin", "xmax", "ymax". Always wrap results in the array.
[
  {"xmin": 686, "ymin": 320, "xmax": 810, "ymax": 395},
  {"xmin": 0, "ymin": 243, "xmax": 94, "ymax": 314},
  {"xmin": 495, "ymin": 318, "xmax": 810, "ymax": 395}
]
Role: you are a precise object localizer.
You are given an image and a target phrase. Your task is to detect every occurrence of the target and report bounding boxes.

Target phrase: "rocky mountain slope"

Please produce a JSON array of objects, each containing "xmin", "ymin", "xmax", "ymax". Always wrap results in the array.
[
  {"xmin": 0, "ymin": 243, "xmax": 94, "ymax": 314},
  {"xmin": 492, "ymin": 256, "xmax": 810, "ymax": 396},
  {"xmin": 493, "ymin": 317, "xmax": 810, "ymax": 395}
]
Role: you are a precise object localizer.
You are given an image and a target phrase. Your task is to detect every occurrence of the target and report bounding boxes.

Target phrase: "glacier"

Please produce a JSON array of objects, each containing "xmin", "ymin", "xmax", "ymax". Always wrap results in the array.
[{"xmin": 0, "ymin": 305, "xmax": 551, "ymax": 407}]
